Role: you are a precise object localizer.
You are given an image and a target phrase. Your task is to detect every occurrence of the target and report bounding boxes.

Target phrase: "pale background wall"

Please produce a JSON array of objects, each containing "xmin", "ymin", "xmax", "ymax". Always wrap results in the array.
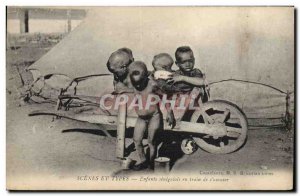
[
  {"xmin": 30, "ymin": 7, "xmax": 294, "ymax": 92},
  {"xmin": 26, "ymin": 7, "xmax": 294, "ymax": 117}
]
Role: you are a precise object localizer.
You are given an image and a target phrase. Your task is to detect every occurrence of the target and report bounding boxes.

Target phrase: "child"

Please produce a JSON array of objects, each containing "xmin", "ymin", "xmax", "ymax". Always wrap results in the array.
[
  {"xmin": 169, "ymin": 46, "xmax": 205, "ymax": 91},
  {"xmin": 151, "ymin": 52, "xmax": 177, "ymax": 128},
  {"xmin": 128, "ymin": 61, "xmax": 175, "ymax": 170},
  {"xmin": 151, "ymin": 53, "xmax": 180, "ymax": 158},
  {"xmin": 106, "ymin": 48, "xmax": 135, "ymax": 93},
  {"xmin": 151, "ymin": 53, "xmax": 181, "ymax": 93},
  {"xmin": 168, "ymin": 46, "xmax": 209, "ymax": 120},
  {"xmin": 152, "ymin": 53, "xmax": 174, "ymax": 72},
  {"xmin": 169, "ymin": 46, "xmax": 209, "ymax": 100}
]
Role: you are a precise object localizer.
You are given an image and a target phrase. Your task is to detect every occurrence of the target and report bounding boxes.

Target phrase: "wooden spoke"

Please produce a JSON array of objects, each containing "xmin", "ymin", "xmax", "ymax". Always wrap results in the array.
[{"xmin": 191, "ymin": 100, "xmax": 248, "ymax": 154}]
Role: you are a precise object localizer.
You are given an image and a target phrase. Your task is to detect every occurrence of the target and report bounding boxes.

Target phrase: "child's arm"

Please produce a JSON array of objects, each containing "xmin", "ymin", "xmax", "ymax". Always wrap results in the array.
[
  {"xmin": 151, "ymin": 79, "xmax": 176, "ymax": 128},
  {"xmin": 169, "ymin": 75, "xmax": 205, "ymax": 87},
  {"xmin": 165, "ymin": 102, "xmax": 176, "ymax": 128},
  {"xmin": 113, "ymin": 79, "xmax": 117, "ymax": 90},
  {"xmin": 113, "ymin": 80, "xmax": 134, "ymax": 94},
  {"xmin": 156, "ymin": 79, "xmax": 181, "ymax": 93}
]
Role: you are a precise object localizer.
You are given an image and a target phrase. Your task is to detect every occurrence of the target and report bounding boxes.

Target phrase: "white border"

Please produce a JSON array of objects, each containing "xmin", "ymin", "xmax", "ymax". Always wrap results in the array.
[
  {"xmin": 3, "ymin": 0, "xmax": 297, "ymax": 6},
  {"xmin": 2, "ymin": 0, "xmax": 298, "ymax": 195}
]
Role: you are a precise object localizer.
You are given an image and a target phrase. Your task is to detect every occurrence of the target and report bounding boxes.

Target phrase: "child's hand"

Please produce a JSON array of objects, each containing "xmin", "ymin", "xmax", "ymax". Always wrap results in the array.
[
  {"xmin": 166, "ymin": 111, "xmax": 176, "ymax": 129},
  {"xmin": 167, "ymin": 75, "xmax": 184, "ymax": 84},
  {"xmin": 154, "ymin": 70, "xmax": 173, "ymax": 80}
]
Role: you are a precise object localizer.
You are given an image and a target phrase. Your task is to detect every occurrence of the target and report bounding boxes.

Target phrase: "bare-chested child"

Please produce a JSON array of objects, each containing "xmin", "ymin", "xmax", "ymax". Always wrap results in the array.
[
  {"xmin": 72, "ymin": 48, "xmax": 134, "ymax": 114},
  {"xmin": 106, "ymin": 48, "xmax": 134, "ymax": 93},
  {"xmin": 168, "ymin": 46, "xmax": 208, "ymax": 102},
  {"xmin": 151, "ymin": 53, "xmax": 181, "ymax": 93},
  {"xmin": 151, "ymin": 53, "xmax": 177, "ymax": 129},
  {"xmin": 128, "ymin": 61, "xmax": 175, "ymax": 170}
]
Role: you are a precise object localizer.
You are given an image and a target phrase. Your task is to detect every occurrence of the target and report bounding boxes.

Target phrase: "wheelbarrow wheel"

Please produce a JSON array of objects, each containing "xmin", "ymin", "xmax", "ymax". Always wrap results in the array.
[{"xmin": 191, "ymin": 100, "xmax": 248, "ymax": 154}]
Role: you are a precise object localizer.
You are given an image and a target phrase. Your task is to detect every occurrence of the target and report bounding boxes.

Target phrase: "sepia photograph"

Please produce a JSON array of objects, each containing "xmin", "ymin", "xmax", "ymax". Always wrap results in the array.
[{"xmin": 6, "ymin": 6, "xmax": 294, "ymax": 190}]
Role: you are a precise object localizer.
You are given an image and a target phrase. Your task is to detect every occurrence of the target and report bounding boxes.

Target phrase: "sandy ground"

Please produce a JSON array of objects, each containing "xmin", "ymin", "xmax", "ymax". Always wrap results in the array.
[
  {"xmin": 6, "ymin": 95, "xmax": 294, "ymax": 178},
  {"xmin": 6, "ymin": 37, "xmax": 294, "ymax": 189}
]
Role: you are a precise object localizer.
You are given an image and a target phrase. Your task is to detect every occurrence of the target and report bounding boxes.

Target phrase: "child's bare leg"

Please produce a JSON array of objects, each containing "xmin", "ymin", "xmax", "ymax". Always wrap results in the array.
[
  {"xmin": 133, "ymin": 117, "xmax": 147, "ymax": 164},
  {"xmin": 148, "ymin": 112, "xmax": 163, "ymax": 168}
]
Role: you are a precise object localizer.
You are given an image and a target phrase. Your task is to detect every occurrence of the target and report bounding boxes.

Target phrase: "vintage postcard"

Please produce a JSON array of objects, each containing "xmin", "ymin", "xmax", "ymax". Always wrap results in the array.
[{"xmin": 6, "ymin": 6, "xmax": 294, "ymax": 190}]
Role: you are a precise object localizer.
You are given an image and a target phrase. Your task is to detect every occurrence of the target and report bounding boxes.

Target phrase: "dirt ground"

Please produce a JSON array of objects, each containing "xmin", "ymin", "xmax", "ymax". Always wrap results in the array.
[
  {"xmin": 6, "ymin": 36, "xmax": 294, "ymax": 188},
  {"xmin": 6, "ymin": 99, "xmax": 294, "ymax": 177}
]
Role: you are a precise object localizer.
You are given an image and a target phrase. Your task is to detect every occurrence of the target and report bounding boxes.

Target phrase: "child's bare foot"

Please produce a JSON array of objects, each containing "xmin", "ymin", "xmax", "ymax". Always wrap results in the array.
[{"xmin": 132, "ymin": 161, "xmax": 148, "ymax": 171}]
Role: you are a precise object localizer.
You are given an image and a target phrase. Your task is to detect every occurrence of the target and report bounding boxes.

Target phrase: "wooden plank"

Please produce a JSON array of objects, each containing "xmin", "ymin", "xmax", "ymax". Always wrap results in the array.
[
  {"xmin": 29, "ymin": 110, "xmax": 238, "ymax": 137},
  {"xmin": 116, "ymin": 103, "xmax": 126, "ymax": 158},
  {"xmin": 285, "ymin": 91, "xmax": 292, "ymax": 130}
]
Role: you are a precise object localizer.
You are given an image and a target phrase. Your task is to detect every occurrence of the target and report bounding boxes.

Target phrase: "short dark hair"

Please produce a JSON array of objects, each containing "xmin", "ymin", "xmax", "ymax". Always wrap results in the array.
[
  {"xmin": 128, "ymin": 61, "xmax": 148, "ymax": 77},
  {"xmin": 175, "ymin": 46, "xmax": 194, "ymax": 61},
  {"xmin": 118, "ymin": 47, "xmax": 134, "ymax": 61},
  {"xmin": 152, "ymin": 53, "xmax": 174, "ymax": 67},
  {"xmin": 106, "ymin": 50, "xmax": 132, "ymax": 73}
]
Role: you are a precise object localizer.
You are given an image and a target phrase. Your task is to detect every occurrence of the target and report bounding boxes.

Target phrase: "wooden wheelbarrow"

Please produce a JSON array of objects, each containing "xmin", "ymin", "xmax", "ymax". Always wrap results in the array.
[{"xmin": 29, "ymin": 87, "xmax": 248, "ymax": 157}]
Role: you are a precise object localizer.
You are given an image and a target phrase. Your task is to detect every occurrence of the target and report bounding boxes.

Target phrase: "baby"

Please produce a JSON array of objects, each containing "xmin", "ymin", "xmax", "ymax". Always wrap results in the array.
[
  {"xmin": 151, "ymin": 53, "xmax": 180, "ymax": 94},
  {"xmin": 128, "ymin": 61, "xmax": 175, "ymax": 170},
  {"xmin": 106, "ymin": 48, "xmax": 134, "ymax": 93},
  {"xmin": 152, "ymin": 53, "xmax": 174, "ymax": 72},
  {"xmin": 151, "ymin": 53, "xmax": 177, "ymax": 127}
]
